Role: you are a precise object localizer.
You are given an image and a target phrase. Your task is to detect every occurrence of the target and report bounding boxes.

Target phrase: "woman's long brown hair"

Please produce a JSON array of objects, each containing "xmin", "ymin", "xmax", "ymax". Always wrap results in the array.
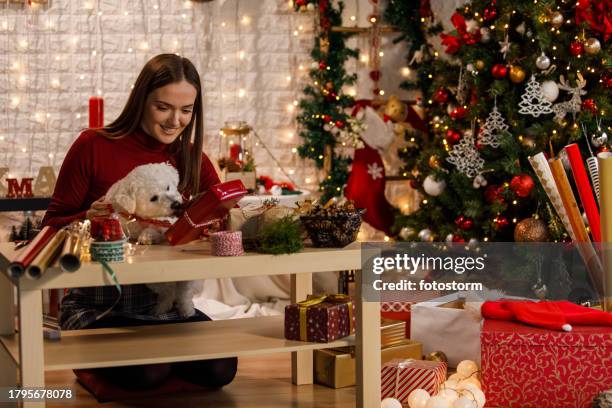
[{"xmin": 96, "ymin": 54, "xmax": 203, "ymax": 196}]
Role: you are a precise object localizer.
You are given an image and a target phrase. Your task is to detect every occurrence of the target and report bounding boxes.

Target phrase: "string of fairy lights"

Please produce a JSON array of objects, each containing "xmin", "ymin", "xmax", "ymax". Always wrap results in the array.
[{"xmin": 0, "ymin": 0, "xmax": 312, "ymax": 187}]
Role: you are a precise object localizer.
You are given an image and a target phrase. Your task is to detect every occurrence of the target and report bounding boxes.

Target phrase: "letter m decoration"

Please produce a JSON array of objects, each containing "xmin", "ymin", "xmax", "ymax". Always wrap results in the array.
[{"xmin": 6, "ymin": 178, "xmax": 34, "ymax": 198}]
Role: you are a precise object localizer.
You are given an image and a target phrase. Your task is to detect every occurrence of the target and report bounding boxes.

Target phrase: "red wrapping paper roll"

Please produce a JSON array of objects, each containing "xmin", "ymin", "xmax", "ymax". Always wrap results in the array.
[
  {"xmin": 565, "ymin": 144, "xmax": 601, "ymax": 242},
  {"xmin": 165, "ymin": 180, "xmax": 248, "ymax": 246},
  {"xmin": 9, "ymin": 226, "xmax": 57, "ymax": 278}
]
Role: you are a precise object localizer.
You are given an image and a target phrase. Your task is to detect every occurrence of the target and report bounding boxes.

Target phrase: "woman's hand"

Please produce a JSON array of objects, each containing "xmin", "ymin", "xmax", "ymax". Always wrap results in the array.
[{"xmin": 86, "ymin": 197, "xmax": 113, "ymax": 220}]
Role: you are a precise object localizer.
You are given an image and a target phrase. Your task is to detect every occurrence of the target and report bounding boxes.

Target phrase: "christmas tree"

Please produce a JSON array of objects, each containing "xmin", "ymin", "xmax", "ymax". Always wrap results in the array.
[
  {"xmin": 394, "ymin": 0, "xmax": 611, "ymax": 243},
  {"xmin": 295, "ymin": 0, "xmax": 358, "ymax": 202}
]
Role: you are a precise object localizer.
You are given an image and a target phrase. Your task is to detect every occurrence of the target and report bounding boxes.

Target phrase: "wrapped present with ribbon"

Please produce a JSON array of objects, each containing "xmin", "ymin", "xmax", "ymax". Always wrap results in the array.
[
  {"xmin": 166, "ymin": 180, "xmax": 248, "ymax": 246},
  {"xmin": 381, "ymin": 359, "xmax": 447, "ymax": 403},
  {"xmin": 284, "ymin": 294, "xmax": 355, "ymax": 343}
]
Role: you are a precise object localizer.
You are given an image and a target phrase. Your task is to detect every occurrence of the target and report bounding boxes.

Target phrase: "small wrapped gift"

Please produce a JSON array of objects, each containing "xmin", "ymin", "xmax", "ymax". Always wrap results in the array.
[
  {"xmin": 285, "ymin": 294, "xmax": 355, "ymax": 343},
  {"xmin": 381, "ymin": 359, "xmax": 447, "ymax": 403},
  {"xmin": 165, "ymin": 180, "xmax": 248, "ymax": 246}
]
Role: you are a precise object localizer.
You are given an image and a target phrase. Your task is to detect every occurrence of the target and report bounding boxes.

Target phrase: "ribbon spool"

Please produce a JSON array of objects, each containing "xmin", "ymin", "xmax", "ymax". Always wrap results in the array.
[{"xmin": 210, "ymin": 231, "xmax": 244, "ymax": 256}]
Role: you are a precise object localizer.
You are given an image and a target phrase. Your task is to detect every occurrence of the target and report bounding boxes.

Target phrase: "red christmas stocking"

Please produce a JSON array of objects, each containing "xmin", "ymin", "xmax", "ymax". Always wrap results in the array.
[{"xmin": 345, "ymin": 145, "xmax": 394, "ymax": 235}]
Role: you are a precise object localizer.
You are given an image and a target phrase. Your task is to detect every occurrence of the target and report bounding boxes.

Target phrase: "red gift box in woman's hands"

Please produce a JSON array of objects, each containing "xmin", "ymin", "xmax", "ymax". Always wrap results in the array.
[{"xmin": 165, "ymin": 180, "xmax": 247, "ymax": 246}]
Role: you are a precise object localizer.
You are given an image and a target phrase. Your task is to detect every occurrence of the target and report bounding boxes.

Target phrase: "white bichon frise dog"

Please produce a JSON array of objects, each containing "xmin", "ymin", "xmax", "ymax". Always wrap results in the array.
[{"xmin": 105, "ymin": 162, "xmax": 203, "ymax": 318}]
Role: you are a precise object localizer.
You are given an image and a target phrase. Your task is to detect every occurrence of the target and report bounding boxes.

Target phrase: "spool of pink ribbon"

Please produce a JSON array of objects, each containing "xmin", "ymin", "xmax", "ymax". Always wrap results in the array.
[{"xmin": 210, "ymin": 231, "xmax": 244, "ymax": 256}]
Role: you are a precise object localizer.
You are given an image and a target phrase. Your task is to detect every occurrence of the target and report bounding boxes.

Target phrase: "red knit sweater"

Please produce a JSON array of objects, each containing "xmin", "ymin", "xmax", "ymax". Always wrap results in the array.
[{"xmin": 42, "ymin": 128, "xmax": 220, "ymax": 229}]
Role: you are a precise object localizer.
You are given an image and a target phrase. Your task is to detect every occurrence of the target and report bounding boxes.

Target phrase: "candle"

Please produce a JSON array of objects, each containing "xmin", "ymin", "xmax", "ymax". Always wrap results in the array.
[{"xmin": 88, "ymin": 96, "xmax": 104, "ymax": 128}]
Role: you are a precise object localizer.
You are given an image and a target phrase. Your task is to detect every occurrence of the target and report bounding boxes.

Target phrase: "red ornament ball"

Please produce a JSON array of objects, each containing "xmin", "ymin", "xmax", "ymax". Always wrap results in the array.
[
  {"xmin": 452, "ymin": 235, "xmax": 466, "ymax": 243},
  {"xmin": 295, "ymin": 0, "xmax": 306, "ymax": 5},
  {"xmin": 569, "ymin": 41, "xmax": 584, "ymax": 57},
  {"xmin": 433, "ymin": 88, "xmax": 450, "ymax": 104},
  {"xmin": 484, "ymin": 185, "xmax": 504, "ymax": 204},
  {"xmin": 582, "ymin": 99, "xmax": 598, "ymax": 114},
  {"xmin": 455, "ymin": 215, "xmax": 465, "ymax": 226},
  {"xmin": 319, "ymin": 61, "xmax": 327, "ymax": 70},
  {"xmin": 326, "ymin": 92, "xmax": 337, "ymax": 101},
  {"xmin": 322, "ymin": 114, "xmax": 331, "ymax": 122},
  {"xmin": 598, "ymin": 146, "xmax": 610, "ymax": 153},
  {"xmin": 494, "ymin": 216, "xmax": 509, "ymax": 229},
  {"xmin": 450, "ymin": 106, "xmax": 468, "ymax": 120},
  {"xmin": 369, "ymin": 70, "xmax": 381, "ymax": 81},
  {"xmin": 334, "ymin": 120, "xmax": 345, "ymax": 129},
  {"xmin": 410, "ymin": 179, "xmax": 419, "ymax": 189},
  {"xmin": 491, "ymin": 64, "xmax": 508, "ymax": 79},
  {"xmin": 460, "ymin": 218, "xmax": 474, "ymax": 231},
  {"xmin": 510, "ymin": 174, "xmax": 535, "ymax": 197},
  {"xmin": 603, "ymin": 71, "xmax": 612, "ymax": 89},
  {"xmin": 445, "ymin": 129, "xmax": 462, "ymax": 145},
  {"xmin": 483, "ymin": 6, "xmax": 498, "ymax": 21}
]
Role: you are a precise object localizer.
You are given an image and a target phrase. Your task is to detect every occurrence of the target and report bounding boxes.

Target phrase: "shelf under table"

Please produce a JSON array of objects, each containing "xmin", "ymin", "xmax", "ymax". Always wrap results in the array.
[{"xmin": 0, "ymin": 315, "xmax": 354, "ymax": 371}]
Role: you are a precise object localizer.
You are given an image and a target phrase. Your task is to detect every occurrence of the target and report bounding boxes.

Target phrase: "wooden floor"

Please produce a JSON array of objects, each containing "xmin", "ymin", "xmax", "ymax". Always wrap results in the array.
[{"xmin": 45, "ymin": 353, "xmax": 356, "ymax": 408}]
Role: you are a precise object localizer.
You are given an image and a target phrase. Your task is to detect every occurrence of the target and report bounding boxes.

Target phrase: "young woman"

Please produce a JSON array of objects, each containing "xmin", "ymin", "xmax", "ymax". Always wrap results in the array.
[{"xmin": 42, "ymin": 54, "xmax": 237, "ymax": 390}]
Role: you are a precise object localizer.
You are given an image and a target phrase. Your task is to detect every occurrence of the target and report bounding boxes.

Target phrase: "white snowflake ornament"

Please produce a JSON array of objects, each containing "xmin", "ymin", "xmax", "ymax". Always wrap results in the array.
[{"xmin": 367, "ymin": 162, "xmax": 383, "ymax": 180}]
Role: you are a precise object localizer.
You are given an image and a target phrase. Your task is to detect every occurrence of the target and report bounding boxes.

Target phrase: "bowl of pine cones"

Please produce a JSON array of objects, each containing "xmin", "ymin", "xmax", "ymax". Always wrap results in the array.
[{"xmin": 298, "ymin": 200, "xmax": 365, "ymax": 248}]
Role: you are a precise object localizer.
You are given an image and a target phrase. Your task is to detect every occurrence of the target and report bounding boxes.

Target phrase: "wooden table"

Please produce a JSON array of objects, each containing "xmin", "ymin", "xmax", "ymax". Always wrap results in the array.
[{"xmin": 0, "ymin": 242, "xmax": 381, "ymax": 407}]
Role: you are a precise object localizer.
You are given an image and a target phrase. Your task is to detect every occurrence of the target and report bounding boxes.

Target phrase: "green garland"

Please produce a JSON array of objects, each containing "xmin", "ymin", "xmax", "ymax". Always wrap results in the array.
[
  {"xmin": 393, "ymin": 0, "xmax": 611, "ymax": 242},
  {"xmin": 295, "ymin": 0, "xmax": 357, "ymax": 202}
]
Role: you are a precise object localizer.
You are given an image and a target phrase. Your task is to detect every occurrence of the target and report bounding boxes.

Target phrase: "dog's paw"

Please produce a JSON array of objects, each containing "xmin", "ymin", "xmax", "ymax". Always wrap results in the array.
[
  {"xmin": 138, "ymin": 228, "xmax": 162, "ymax": 245},
  {"xmin": 176, "ymin": 301, "xmax": 196, "ymax": 319},
  {"xmin": 152, "ymin": 299, "xmax": 174, "ymax": 316}
]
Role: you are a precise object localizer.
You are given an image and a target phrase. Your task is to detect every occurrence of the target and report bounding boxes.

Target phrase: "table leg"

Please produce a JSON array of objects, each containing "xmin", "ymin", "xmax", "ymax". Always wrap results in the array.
[
  {"xmin": 290, "ymin": 272, "xmax": 312, "ymax": 385},
  {"xmin": 18, "ymin": 288, "xmax": 45, "ymax": 408},
  {"xmin": 0, "ymin": 273, "xmax": 17, "ymax": 391},
  {"xmin": 356, "ymin": 269, "xmax": 380, "ymax": 408}
]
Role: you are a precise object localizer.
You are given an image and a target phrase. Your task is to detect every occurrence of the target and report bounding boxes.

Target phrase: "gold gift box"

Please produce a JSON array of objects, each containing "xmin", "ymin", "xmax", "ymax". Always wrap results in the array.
[
  {"xmin": 314, "ymin": 340, "xmax": 423, "ymax": 389},
  {"xmin": 381, "ymin": 318, "xmax": 407, "ymax": 347}
]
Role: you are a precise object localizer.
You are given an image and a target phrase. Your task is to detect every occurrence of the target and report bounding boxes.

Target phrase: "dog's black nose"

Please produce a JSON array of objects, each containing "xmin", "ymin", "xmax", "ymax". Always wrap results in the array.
[{"xmin": 171, "ymin": 201, "xmax": 182, "ymax": 210}]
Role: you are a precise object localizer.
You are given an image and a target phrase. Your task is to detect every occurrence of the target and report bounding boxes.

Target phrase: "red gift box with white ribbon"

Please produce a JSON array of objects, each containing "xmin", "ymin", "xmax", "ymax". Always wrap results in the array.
[
  {"xmin": 381, "ymin": 358, "xmax": 447, "ymax": 403},
  {"xmin": 165, "ymin": 180, "xmax": 247, "ymax": 246}
]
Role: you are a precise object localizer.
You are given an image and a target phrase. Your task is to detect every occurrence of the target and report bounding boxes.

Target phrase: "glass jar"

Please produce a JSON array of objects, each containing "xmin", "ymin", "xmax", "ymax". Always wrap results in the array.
[{"xmin": 218, "ymin": 120, "xmax": 254, "ymax": 172}]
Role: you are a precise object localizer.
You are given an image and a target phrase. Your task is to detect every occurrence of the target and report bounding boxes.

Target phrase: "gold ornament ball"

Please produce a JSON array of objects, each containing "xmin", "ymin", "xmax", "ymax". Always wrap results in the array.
[
  {"xmin": 509, "ymin": 65, "xmax": 526, "ymax": 83},
  {"xmin": 550, "ymin": 11, "xmax": 564, "ymax": 28},
  {"xmin": 429, "ymin": 155, "xmax": 440, "ymax": 169},
  {"xmin": 425, "ymin": 351, "xmax": 448, "ymax": 364},
  {"xmin": 514, "ymin": 217, "xmax": 549, "ymax": 242},
  {"xmin": 585, "ymin": 38, "xmax": 601, "ymax": 55},
  {"xmin": 475, "ymin": 60, "xmax": 485, "ymax": 70}
]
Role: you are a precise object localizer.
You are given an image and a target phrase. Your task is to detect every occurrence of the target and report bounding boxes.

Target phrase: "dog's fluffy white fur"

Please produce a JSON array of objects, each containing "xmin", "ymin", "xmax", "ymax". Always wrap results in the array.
[{"xmin": 105, "ymin": 163, "xmax": 203, "ymax": 318}]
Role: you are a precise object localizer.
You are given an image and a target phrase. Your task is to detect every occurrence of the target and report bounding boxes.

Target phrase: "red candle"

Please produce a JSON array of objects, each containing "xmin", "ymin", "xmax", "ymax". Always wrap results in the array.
[
  {"xmin": 229, "ymin": 144, "xmax": 242, "ymax": 160},
  {"xmin": 89, "ymin": 96, "xmax": 104, "ymax": 128}
]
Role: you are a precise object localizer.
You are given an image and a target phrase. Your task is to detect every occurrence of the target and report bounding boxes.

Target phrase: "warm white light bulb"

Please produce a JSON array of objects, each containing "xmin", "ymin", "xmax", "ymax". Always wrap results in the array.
[
  {"xmin": 305, "ymin": 177, "xmax": 312, "ymax": 183},
  {"xmin": 238, "ymin": 89, "xmax": 246, "ymax": 98},
  {"xmin": 241, "ymin": 15, "xmax": 251, "ymax": 25},
  {"xmin": 291, "ymin": 147, "xmax": 297, "ymax": 153}
]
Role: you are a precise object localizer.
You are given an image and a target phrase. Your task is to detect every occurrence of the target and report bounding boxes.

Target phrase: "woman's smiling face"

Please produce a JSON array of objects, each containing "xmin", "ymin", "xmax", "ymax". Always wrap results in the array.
[{"xmin": 140, "ymin": 79, "xmax": 198, "ymax": 144}]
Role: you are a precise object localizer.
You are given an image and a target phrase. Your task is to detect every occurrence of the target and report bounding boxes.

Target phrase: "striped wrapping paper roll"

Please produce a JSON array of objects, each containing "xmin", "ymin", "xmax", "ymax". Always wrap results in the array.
[
  {"xmin": 210, "ymin": 231, "xmax": 244, "ymax": 256},
  {"xmin": 381, "ymin": 358, "xmax": 447, "ymax": 403}
]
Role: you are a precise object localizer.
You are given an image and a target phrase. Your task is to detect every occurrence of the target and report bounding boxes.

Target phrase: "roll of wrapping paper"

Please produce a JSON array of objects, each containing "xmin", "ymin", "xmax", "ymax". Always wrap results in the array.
[
  {"xmin": 528, "ymin": 153, "xmax": 576, "ymax": 240},
  {"xmin": 597, "ymin": 152, "xmax": 612, "ymax": 312},
  {"xmin": 8, "ymin": 226, "xmax": 57, "ymax": 278},
  {"xmin": 549, "ymin": 157, "xmax": 605, "ymax": 299},
  {"xmin": 565, "ymin": 144, "xmax": 601, "ymax": 242},
  {"xmin": 58, "ymin": 227, "xmax": 83, "ymax": 272},
  {"xmin": 586, "ymin": 157, "xmax": 600, "ymax": 204},
  {"xmin": 26, "ymin": 230, "xmax": 67, "ymax": 279}
]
